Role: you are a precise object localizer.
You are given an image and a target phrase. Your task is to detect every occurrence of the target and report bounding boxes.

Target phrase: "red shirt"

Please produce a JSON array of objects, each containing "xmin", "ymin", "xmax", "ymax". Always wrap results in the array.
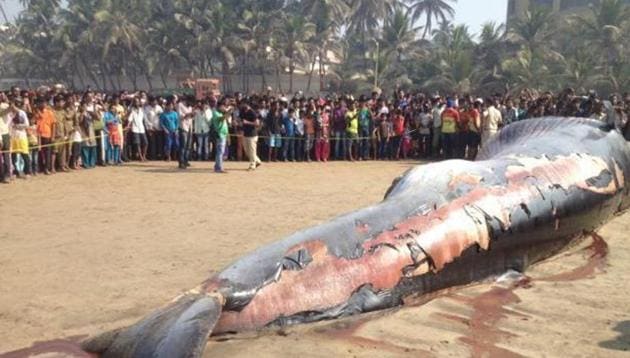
[{"xmin": 392, "ymin": 115, "xmax": 405, "ymax": 136}]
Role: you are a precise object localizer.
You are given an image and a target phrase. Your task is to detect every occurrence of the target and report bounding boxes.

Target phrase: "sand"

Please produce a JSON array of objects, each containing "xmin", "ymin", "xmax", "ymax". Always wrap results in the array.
[{"xmin": 0, "ymin": 160, "xmax": 628, "ymax": 357}]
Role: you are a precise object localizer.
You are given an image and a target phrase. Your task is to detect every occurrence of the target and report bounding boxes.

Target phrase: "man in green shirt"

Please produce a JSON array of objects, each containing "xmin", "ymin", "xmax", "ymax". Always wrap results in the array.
[
  {"xmin": 212, "ymin": 101, "xmax": 230, "ymax": 173},
  {"xmin": 358, "ymin": 101, "xmax": 373, "ymax": 160},
  {"xmin": 345, "ymin": 101, "xmax": 359, "ymax": 161}
]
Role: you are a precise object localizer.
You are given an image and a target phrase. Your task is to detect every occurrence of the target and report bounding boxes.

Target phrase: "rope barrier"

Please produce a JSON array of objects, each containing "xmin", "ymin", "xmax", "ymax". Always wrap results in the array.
[{"xmin": 0, "ymin": 128, "xmax": 422, "ymax": 154}]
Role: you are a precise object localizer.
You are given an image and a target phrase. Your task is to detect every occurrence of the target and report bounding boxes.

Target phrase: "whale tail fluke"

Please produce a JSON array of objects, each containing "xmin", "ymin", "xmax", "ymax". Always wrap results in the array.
[{"xmin": 82, "ymin": 293, "xmax": 223, "ymax": 358}]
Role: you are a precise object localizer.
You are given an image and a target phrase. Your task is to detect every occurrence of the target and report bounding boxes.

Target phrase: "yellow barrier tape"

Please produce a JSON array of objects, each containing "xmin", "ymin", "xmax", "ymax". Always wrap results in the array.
[{"xmin": 0, "ymin": 129, "xmax": 419, "ymax": 154}]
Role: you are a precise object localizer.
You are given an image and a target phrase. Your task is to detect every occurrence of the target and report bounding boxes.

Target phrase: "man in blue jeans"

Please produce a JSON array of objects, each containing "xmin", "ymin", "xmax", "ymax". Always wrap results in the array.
[
  {"xmin": 282, "ymin": 108, "xmax": 296, "ymax": 161},
  {"xmin": 159, "ymin": 102, "xmax": 179, "ymax": 162},
  {"xmin": 212, "ymin": 102, "xmax": 230, "ymax": 173},
  {"xmin": 332, "ymin": 101, "xmax": 347, "ymax": 160}
]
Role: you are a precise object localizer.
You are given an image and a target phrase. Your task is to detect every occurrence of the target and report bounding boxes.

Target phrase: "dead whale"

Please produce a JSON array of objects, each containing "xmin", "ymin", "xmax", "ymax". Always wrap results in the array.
[{"xmin": 83, "ymin": 117, "xmax": 630, "ymax": 358}]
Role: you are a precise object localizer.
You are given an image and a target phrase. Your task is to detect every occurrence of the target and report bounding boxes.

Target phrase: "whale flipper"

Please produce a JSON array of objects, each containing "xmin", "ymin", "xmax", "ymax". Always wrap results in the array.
[{"xmin": 82, "ymin": 293, "xmax": 222, "ymax": 358}]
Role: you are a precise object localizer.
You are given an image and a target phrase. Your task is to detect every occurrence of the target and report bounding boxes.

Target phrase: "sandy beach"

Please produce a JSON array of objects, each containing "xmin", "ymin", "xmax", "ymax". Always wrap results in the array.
[{"xmin": 0, "ymin": 160, "xmax": 628, "ymax": 357}]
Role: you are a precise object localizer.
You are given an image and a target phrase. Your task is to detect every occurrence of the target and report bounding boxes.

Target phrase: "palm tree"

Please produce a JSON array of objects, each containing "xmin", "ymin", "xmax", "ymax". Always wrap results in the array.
[
  {"xmin": 567, "ymin": 0, "xmax": 630, "ymax": 80},
  {"xmin": 302, "ymin": 0, "xmax": 350, "ymax": 92},
  {"xmin": 275, "ymin": 14, "xmax": 316, "ymax": 93},
  {"xmin": 424, "ymin": 24, "xmax": 486, "ymax": 93},
  {"xmin": 405, "ymin": 0, "xmax": 456, "ymax": 39},
  {"xmin": 377, "ymin": 6, "xmax": 424, "ymax": 90},
  {"xmin": 508, "ymin": 5, "xmax": 556, "ymax": 58},
  {"xmin": 92, "ymin": 0, "xmax": 143, "ymax": 90},
  {"xmin": 501, "ymin": 48, "xmax": 550, "ymax": 94},
  {"xmin": 347, "ymin": 0, "xmax": 399, "ymax": 59},
  {"xmin": 475, "ymin": 21, "xmax": 508, "ymax": 91}
]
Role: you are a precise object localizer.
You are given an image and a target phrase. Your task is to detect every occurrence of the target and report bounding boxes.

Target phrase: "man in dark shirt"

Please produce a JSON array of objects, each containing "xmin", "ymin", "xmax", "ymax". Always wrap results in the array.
[
  {"xmin": 242, "ymin": 103, "xmax": 262, "ymax": 170},
  {"xmin": 264, "ymin": 103, "xmax": 282, "ymax": 162},
  {"xmin": 332, "ymin": 101, "xmax": 347, "ymax": 160}
]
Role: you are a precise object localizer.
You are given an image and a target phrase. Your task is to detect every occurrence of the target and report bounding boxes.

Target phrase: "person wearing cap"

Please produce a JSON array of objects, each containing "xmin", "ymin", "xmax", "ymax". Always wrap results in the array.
[
  {"xmin": 440, "ymin": 98, "xmax": 459, "ymax": 159},
  {"xmin": 52, "ymin": 96, "xmax": 70, "ymax": 172}
]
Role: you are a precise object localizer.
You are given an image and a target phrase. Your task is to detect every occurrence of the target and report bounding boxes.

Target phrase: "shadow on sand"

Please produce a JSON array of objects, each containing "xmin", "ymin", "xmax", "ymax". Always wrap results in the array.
[{"xmin": 599, "ymin": 320, "xmax": 630, "ymax": 352}]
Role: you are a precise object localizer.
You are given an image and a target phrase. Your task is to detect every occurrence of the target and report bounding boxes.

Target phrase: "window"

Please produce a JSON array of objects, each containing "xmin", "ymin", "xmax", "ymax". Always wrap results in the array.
[
  {"xmin": 508, "ymin": 0, "xmax": 517, "ymax": 16},
  {"xmin": 531, "ymin": 0, "xmax": 554, "ymax": 9},
  {"xmin": 560, "ymin": 0, "xmax": 596, "ymax": 10}
]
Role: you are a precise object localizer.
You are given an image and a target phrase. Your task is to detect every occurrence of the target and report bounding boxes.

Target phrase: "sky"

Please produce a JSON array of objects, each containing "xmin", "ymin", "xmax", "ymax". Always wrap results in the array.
[
  {"xmin": 1, "ymin": 0, "xmax": 509, "ymax": 35},
  {"xmin": 453, "ymin": 0, "xmax": 508, "ymax": 37}
]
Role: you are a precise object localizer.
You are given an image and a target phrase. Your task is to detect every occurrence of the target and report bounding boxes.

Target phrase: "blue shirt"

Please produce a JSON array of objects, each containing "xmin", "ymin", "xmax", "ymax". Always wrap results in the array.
[
  {"xmin": 283, "ymin": 116, "xmax": 296, "ymax": 136},
  {"xmin": 103, "ymin": 111, "xmax": 119, "ymax": 134},
  {"xmin": 160, "ymin": 110, "xmax": 179, "ymax": 133}
]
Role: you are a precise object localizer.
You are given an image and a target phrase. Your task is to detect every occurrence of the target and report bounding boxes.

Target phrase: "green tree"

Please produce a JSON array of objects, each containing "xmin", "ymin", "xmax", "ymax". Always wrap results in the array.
[
  {"xmin": 275, "ymin": 14, "xmax": 316, "ymax": 93},
  {"xmin": 405, "ymin": 0, "xmax": 456, "ymax": 39}
]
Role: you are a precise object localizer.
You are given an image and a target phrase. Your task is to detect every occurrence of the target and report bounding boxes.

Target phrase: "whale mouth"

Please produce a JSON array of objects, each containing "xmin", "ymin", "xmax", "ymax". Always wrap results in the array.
[{"xmin": 82, "ymin": 293, "xmax": 223, "ymax": 358}]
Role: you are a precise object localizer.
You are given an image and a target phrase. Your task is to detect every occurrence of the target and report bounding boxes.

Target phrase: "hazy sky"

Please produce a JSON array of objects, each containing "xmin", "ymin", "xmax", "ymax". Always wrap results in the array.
[{"xmin": 1, "ymin": 0, "xmax": 509, "ymax": 35}]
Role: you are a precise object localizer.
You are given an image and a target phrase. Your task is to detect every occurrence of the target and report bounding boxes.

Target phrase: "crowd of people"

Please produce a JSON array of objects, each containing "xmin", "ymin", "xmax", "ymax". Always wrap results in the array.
[{"xmin": 1, "ymin": 85, "xmax": 629, "ymax": 183}]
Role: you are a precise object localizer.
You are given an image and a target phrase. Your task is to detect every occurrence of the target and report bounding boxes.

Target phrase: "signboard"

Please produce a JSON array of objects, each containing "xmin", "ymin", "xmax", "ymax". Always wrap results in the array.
[{"xmin": 195, "ymin": 79, "xmax": 221, "ymax": 100}]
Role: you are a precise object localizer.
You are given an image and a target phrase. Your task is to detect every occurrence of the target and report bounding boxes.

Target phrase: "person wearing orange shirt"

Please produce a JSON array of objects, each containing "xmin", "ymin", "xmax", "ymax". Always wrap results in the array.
[
  {"xmin": 34, "ymin": 99, "xmax": 56, "ymax": 175},
  {"xmin": 440, "ymin": 99, "xmax": 459, "ymax": 159},
  {"xmin": 456, "ymin": 100, "xmax": 471, "ymax": 159},
  {"xmin": 467, "ymin": 99, "xmax": 483, "ymax": 160}
]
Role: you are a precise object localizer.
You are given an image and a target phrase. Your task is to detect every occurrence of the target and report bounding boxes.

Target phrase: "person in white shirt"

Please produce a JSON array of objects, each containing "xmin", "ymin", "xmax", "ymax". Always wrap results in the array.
[
  {"xmin": 144, "ymin": 97, "xmax": 163, "ymax": 160},
  {"xmin": 127, "ymin": 98, "xmax": 148, "ymax": 161},
  {"xmin": 8, "ymin": 99, "xmax": 30, "ymax": 178},
  {"xmin": 193, "ymin": 100, "xmax": 212, "ymax": 161},
  {"xmin": 178, "ymin": 96, "xmax": 194, "ymax": 169},
  {"xmin": 431, "ymin": 97, "xmax": 444, "ymax": 157},
  {"xmin": 0, "ymin": 97, "xmax": 12, "ymax": 183},
  {"xmin": 481, "ymin": 98, "xmax": 504, "ymax": 147}
]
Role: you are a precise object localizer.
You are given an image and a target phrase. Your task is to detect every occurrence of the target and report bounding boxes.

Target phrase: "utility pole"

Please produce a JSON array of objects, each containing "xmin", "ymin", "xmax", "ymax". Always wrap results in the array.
[{"xmin": 374, "ymin": 41, "xmax": 379, "ymax": 90}]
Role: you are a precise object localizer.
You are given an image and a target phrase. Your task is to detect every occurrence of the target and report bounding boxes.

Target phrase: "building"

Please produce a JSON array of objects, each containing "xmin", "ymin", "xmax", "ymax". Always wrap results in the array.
[{"xmin": 507, "ymin": 0, "xmax": 630, "ymax": 24}]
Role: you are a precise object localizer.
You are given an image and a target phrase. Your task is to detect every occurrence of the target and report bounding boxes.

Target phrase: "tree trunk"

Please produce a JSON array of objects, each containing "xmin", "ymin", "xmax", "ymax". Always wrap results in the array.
[
  {"xmin": 242, "ymin": 55, "xmax": 246, "ymax": 93},
  {"xmin": 289, "ymin": 59, "xmax": 294, "ymax": 93},
  {"xmin": 116, "ymin": 73, "xmax": 123, "ymax": 91},
  {"xmin": 319, "ymin": 51, "xmax": 325, "ymax": 91},
  {"xmin": 81, "ymin": 56, "xmax": 101, "ymax": 90},
  {"xmin": 276, "ymin": 66, "xmax": 282, "ymax": 93},
  {"xmin": 306, "ymin": 55, "xmax": 317, "ymax": 94},
  {"xmin": 261, "ymin": 62, "xmax": 267, "ymax": 92},
  {"xmin": 145, "ymin": 74, "xmax": 154, "ymax": 92},
  {"xmin": 72, "ymin": 58, "xmax": 86, "ymax": 89},
  {"xmin": 222, "ymin": 61, "xmax": 229, "ymax": 93},
  {"xmin": 160, "ymin": 72, "xmax": 168, "ymax": 89},
  {"xmin": 99, "ymin": 63, "xmax": 109, "ymax": 91}
]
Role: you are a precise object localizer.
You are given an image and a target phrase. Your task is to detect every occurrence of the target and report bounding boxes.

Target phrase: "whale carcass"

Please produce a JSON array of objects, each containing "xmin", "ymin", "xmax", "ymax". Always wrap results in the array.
[{"xmin": 83, "ymin": 118, "xmax": 630, "ymax": 357}]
